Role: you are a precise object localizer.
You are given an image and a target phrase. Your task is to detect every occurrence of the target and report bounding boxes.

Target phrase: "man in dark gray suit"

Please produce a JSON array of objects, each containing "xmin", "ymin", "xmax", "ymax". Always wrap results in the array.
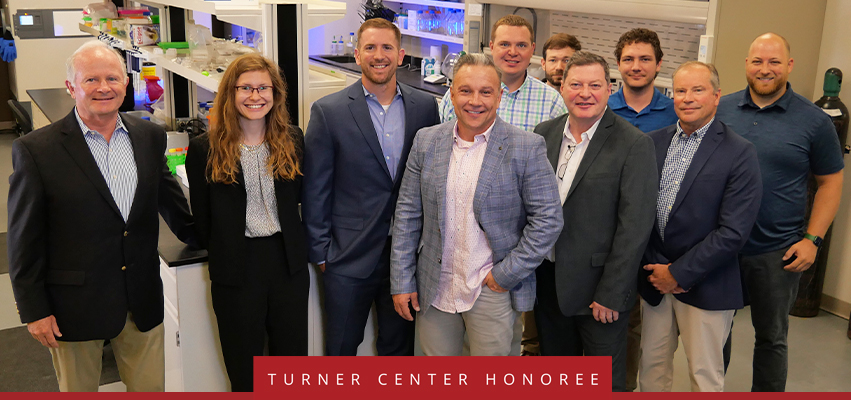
[
  {"xmin": 533, "ymin": 51, "xmax": 658, "ymax": 391},
  {"xmin": 302, "ymin": 18, "xmax": 440, "ymax": 356}
]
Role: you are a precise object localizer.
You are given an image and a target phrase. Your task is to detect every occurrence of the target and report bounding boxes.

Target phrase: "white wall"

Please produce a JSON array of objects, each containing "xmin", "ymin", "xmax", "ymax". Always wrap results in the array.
[
  {"xmin": 4, "ymin": 0, "xmax": 96, "ymax": 102},
  {"xmin": 817, "ymin": 0, "xmax": 851, "ymax": 314}
]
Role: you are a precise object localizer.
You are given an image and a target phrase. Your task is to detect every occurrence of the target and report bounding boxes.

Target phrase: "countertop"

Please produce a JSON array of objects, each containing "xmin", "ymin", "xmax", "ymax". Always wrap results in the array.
[
  {"xmin": 27, "ymin": 88, "xmax": 76, "ymax": 123},
  {"xmin": 310, "ymin": 55, "xmax": 449, "ymax": 97},
  {"xmin": 158, "ymin": 185, "xmax": 208, "ymax": 267}
]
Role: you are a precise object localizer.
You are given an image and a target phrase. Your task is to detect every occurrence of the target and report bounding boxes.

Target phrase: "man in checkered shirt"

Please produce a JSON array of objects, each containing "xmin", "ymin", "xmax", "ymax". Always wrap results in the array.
[
  {"xmin": 438, "ymin": 15, "xmax": 567, "ymax": 132},
  {"xmin": 638, "ymin": 61, "xmax": 762, "ymax": 392}
]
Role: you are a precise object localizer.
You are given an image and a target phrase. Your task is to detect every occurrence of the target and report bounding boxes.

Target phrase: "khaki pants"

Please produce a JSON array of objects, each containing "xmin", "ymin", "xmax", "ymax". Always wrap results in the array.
[
  {"xmin": 49, "ymin": 313, "xmax": 164, "ymax": 392},
  {"xmin": 419, "ymin": 287, "xmax": 519, "ymax": 356},
  {"xmin": 640, "ymin": 295, "xmax": 734, "ymax": 392}
]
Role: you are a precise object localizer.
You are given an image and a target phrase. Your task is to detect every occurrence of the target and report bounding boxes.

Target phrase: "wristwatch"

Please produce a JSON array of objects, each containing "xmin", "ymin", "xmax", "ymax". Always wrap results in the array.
[{"xmin": 804, "ymin": 233, "xmax": 824, "ymax": 248}]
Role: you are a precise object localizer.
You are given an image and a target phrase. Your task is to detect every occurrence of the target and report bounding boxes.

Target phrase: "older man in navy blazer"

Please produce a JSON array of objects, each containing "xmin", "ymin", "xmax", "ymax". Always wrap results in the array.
[
  {"xmin": 639, "ymin": 61, "xmax": 762, "ymax": 391},
  {"xmin": 390, "ymin": 53, "xmax": 562, "ymax": 356},
  {"xmin": 302, "ymin": 18, "xmax": 440, "ymax": 356}
]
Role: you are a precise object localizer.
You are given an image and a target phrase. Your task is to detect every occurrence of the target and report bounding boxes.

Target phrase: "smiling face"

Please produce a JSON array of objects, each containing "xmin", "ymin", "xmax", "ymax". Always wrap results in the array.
[
  {"xmin": 746, "ymin": 35, "xmax": 793, "ymax": 103},
  {"xmin": 234, "ymin": 70, "xmax": 274, "ymax": 122},
  {"xmin": 617, "ymin": 42, "xmax": 661, "ymax": 90},
  {"xmin": 673, "ymin": 65, "xmax": 720, "ymax": 134},
  {"xmin": 355, "ymin": 27, "xmax": 404, "ymax": 88},
  {"xmin": 66, "ymin": 47, "xmax": 128, "ymax": 122},
  {"xmin": 541, "ymin": 46, "xmax": 576, "ymax": 90},
  {"xmin": 561, "ymin": 63, "xmax": 610, "ymax": 126},
  {"xmin": 450, "ymin": 64, "xmax": 503, "ymax": 138},
  {"xmin": 490, "ymin": 25, "xmax": 535, "ymax": 82}
]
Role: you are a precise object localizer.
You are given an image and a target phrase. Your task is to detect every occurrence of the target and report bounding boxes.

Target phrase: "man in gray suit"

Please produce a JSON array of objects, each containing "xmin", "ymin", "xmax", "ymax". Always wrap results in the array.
[
  {"xmin": 533, "ymin": 51, "xmax": 657, "ymax": 390},
  {"xmin": 391, "ymin": 53, "xmax": 563, "ymax": 356}
]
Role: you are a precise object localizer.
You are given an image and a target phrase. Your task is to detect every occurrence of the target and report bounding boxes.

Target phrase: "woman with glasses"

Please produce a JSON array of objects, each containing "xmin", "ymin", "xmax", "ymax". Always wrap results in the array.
[{"xmin": 185, "ymin": 53, "xmax": 308, "ymax": 392}]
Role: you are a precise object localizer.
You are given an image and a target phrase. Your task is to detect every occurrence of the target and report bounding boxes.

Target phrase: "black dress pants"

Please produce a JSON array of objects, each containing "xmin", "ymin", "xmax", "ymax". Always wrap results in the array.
[
  {"xmin": 211, "ymin": 233, "xmax": 309, "ymax": 392},
  {"xmin": 535, "ymin": 260, "xmax": 630, "ymax": 392}
]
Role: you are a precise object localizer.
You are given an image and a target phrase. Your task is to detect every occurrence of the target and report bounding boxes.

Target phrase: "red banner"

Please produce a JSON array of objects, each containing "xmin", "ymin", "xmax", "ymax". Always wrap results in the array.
[{"xmin": 253, "ymin": 356, "xmax": 611, "ymax": 399}]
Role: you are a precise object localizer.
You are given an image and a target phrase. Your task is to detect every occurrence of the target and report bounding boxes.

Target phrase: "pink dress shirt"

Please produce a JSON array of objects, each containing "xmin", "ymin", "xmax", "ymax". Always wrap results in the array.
[{"xmin": 432, "ymin": 121, "xmax": 496, "ymax": 313}]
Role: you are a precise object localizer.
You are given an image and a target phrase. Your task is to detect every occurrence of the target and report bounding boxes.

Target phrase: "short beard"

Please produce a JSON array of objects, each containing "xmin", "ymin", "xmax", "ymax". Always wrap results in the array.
[
  {"xmin": 747, "ymin": 75, "xmax": 786, "ymax": 97},
  {"xmin": 363, "ymin": 66, "xmax": 396, "ymax": 86},
  {"xmin": 546, "ymin": 71, "xmax": 563, "ymax": 89}
]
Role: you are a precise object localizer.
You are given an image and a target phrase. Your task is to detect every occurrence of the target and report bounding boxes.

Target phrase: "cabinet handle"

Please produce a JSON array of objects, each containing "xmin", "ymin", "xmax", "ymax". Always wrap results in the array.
[{"xmin": 176, "ymin": 331, "xmax": 181, "ymax": 348}]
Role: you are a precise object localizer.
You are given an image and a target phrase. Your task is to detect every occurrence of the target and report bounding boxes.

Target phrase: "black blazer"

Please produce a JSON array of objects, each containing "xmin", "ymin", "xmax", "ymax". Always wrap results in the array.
[
  {"xmin": 534, "ymin": 109, "xmax": 658, "ymax": 315},
  {"xmin": 640, "ymin": 119, "xmax": 762, "ymax": 310},
  {"xmin": 7, "ymin": 111, "xmax": 196, "ymax": 341},
  {"xmin": 185, "ymin": 127, "xmax": 308, "ymax": 286}
]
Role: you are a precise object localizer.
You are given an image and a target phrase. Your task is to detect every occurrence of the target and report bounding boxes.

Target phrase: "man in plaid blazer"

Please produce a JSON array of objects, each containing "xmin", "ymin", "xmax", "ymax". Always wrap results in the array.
[{"xmin": 390, "ymin": 54, "xmax": 563, "ymax": 356}]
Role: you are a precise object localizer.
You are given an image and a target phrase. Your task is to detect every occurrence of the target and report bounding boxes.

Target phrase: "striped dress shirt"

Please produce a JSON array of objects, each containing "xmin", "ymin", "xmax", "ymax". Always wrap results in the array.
[
  {"xmin": 656, "ymin": 118, "xmax": 714, "ymax": 238},
  {"xmin": 75, "ymin": 109, "xmax": 138, "ymax": 222},
  {"xmin": 432, "ymin": 121, "xmax": 495, "ymax": 313},
  {"xmin": 439, "ymin": 74, "xmax": 567, "ymax": 132}
]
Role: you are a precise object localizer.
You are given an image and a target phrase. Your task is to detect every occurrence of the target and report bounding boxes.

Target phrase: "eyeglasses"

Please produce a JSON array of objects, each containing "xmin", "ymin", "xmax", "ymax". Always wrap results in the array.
[
  {"xmin": 557, "ymin": 144, "xmax": 577, "ymax": 180},
  {"xmin": 234, "ymin": 85, "xmax": 272, "ymax": 94}
]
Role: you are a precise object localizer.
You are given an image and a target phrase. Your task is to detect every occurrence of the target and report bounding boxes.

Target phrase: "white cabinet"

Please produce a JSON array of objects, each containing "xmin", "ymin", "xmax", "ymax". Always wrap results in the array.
[{"xmin": 159, "ymin": 259, "xmax": 229, "ymax": 392}]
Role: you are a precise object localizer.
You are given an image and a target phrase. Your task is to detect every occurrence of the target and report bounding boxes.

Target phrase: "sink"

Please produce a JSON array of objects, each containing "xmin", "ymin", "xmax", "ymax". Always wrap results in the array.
[{"xmin": 318, "ymin": 55, "xmax": 357, "ymax": 64}]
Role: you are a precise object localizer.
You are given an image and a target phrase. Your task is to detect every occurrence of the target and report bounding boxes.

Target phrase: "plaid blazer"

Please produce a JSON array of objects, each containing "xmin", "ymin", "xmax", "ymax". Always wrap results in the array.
[{"xmin": 391, "ymin": 117, "xmax": 563, "ymax": 312}]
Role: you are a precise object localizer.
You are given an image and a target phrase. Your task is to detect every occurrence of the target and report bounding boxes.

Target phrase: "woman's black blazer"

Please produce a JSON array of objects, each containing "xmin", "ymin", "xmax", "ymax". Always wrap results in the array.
[{"xmin": 185, "ymin": 127, "xmax": 308, "ymax": 285}]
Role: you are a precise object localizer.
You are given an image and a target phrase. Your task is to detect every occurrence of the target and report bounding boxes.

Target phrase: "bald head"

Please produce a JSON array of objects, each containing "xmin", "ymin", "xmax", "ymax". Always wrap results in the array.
[
  {"xmin": 745, "ymin": 32, "xmax": 794, "ymax": 106},
  {"xmin": 748, "ymin": 33, "xmax": 790, "ymax": 59}
]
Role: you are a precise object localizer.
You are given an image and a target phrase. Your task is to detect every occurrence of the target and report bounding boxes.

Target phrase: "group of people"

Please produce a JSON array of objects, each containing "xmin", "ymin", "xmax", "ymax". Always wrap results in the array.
[{"xmin": 6, "ymin": 13, "xmax": 842, "ymax": 395}]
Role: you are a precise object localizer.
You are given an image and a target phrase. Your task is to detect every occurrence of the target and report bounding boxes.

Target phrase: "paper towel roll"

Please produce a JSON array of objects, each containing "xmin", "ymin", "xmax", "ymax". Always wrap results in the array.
[{"xmin": 430, "ymin": 45, "xmax": 443, "ymax": 60}]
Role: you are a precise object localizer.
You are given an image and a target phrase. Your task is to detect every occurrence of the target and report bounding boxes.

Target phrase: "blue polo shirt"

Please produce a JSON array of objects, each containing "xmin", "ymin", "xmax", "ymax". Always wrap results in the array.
[
  {"xmin": 608, "ymin": 88, "xmax": 678, "ymax": 133},
  {"xmin": 716, "ymin": 83, "xmax": 844, "ymax": 255}
]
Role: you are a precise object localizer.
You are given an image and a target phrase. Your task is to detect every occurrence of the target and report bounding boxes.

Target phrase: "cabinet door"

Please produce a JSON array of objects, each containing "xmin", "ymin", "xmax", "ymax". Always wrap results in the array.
[{"xmin": 164, "ymin": 301, "xmax": 184, "ymax": 392}]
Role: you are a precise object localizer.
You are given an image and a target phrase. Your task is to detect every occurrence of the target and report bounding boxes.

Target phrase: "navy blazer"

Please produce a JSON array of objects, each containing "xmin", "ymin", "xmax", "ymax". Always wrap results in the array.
[
  {"xmin": 302, "ymin": 81, "xmax": 440, "ymax": 279},
  {"xmin": 640, "ymin": 119, "xmax": 762, "ymax": 311}
]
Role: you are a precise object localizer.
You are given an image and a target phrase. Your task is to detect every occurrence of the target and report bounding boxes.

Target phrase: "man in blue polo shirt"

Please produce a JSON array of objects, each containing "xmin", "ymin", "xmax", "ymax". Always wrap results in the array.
[
  {"xmin": 716, "ymin": 32, "xmax": 844, "ymax": 392},
  {"xmin": 608, "ymin": 27, "xmax": 678, "ymax": 392},
  {"xmin": 609, "ymin": 28, "xmax": 678, "ymax": 133}
]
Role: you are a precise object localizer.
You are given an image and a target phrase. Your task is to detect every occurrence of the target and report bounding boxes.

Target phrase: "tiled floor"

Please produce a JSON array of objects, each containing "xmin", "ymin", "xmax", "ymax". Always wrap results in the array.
[{"xmin": 1, "ymin": 131, "xmax": 850, "ymax": 392}]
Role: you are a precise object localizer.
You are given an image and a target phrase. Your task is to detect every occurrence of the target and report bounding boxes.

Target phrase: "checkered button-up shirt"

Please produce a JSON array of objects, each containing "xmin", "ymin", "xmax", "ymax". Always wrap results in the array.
[
  {"xmin": 439, "ymin": 74, "xmax": 567, "ymax": 132},
  {"xmin": 656, "ymin": 118, "xmax": 714, "ymax": 238}
]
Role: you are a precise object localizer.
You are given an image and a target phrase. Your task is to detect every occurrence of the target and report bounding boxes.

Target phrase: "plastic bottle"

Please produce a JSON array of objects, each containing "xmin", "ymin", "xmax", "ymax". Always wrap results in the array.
[
  {"xmin": 417, "ymin": 11, "xmax": 425, "ymax": 32},
  {"xmin": 407, "ymin": 9, "xmax": 417, "ymax": 32},
  {"xmin": 331, "ymin": 35, "xmax": 337, "ymax": 55},
  {"xmin": 345, "ymin": 32, "xmax": 355, "ymax": 56},
  {"xmin": 198, "ymin": 102, "xmax": 209, "ymax": 119}
]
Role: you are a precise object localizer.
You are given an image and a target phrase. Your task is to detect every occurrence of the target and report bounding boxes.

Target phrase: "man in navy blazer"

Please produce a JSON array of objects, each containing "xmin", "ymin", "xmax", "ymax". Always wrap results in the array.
[
  {"xmin": 302, "ymin": 18, "xmax": 440, "ymax": 356},
  {"xmin": 639, "ymin": 62, "xmax": 762, "ymax": 391}
]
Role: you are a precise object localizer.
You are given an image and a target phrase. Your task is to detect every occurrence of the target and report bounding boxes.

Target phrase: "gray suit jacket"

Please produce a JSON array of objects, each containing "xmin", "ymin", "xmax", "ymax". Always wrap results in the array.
[
  {"xmin": 534, "ymin": 109, "xmax": 657, "ymax": 315},
  {"xmin": 391, "ymin": 117, "xmax": 563, "ymax": 312}
]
